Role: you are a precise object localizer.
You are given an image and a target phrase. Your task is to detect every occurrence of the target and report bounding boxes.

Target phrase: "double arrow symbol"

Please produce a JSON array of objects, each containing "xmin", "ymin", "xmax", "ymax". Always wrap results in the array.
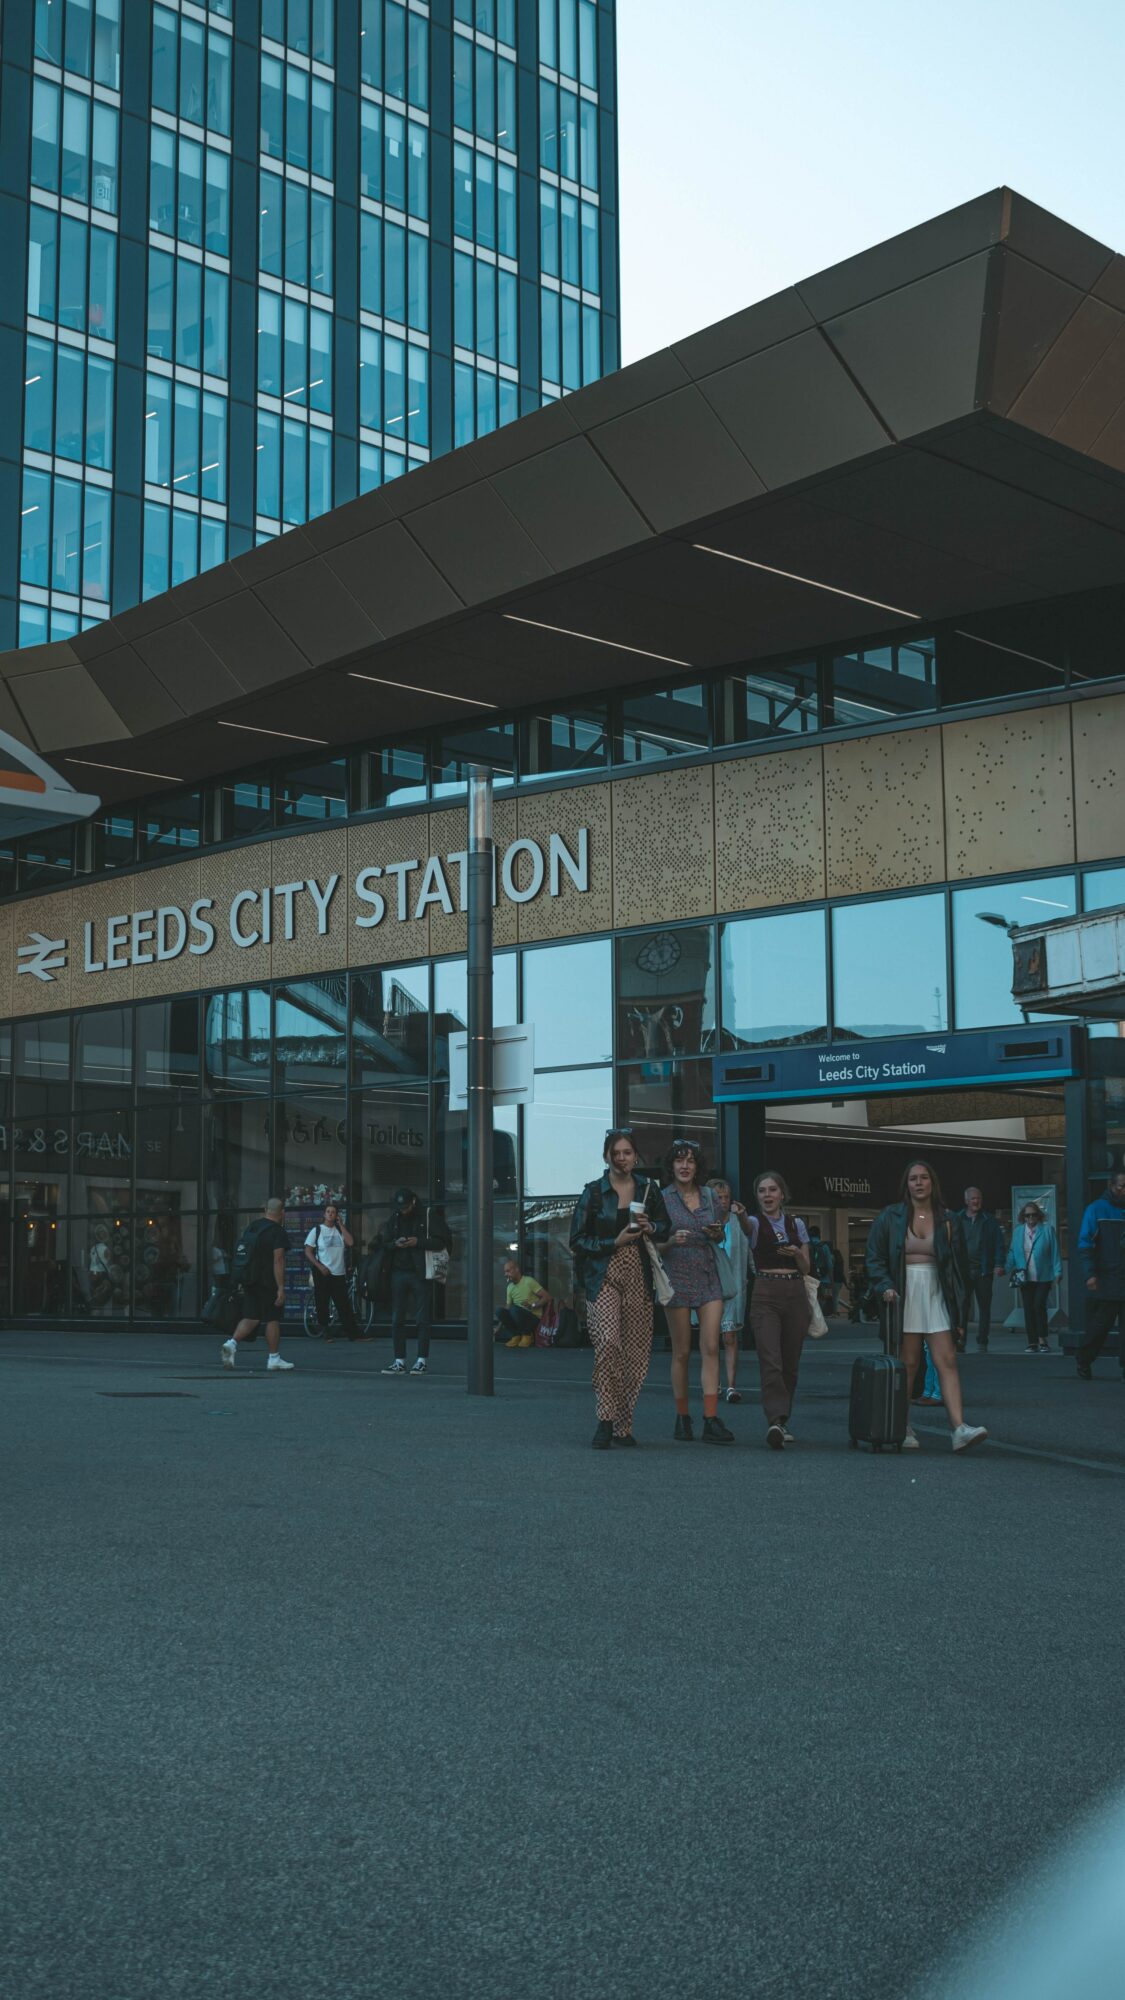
[{"xmin": 17, "ymin": 932, "xmax": 67, "ymax": 983}]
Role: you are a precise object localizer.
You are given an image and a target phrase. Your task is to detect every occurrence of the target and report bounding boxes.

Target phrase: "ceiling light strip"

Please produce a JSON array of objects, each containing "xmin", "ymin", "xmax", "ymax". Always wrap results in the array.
[
  {"xmin": 503, "ymin": 614, "xmax": 693, "ymax": 669},
  {"xmin": 692, "ymin": 545, "xmax": 922, "ymax": 622},
  {"xmin": 347, "ymin": 672, "xmax": 497, "ymax": 710},
  {"xmin": 66, "ymin": 757, "xmax": 181, "ymax": 782},
  {"xmin": 218, "ymin": 721, "xmax": 329, "ymax": 746}
]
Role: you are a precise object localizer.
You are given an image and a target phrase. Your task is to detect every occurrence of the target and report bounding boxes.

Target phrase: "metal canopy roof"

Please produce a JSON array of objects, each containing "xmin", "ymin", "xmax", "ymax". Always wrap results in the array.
[{"xmin": 9, "ymin": 186, "xmax": 1125, "ymax": 804}]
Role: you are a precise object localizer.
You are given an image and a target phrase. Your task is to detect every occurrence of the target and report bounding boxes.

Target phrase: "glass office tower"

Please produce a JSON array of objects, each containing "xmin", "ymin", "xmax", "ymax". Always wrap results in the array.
[{"xmin": 0, "ymin": 1, "xmax": 620, "ymax": 650}]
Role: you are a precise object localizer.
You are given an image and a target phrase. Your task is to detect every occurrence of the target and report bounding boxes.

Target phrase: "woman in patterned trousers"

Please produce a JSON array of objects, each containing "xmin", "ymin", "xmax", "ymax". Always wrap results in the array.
[{"xmin": 570, "ymin": 1129, "xmax": 672, "ymax": 1449}]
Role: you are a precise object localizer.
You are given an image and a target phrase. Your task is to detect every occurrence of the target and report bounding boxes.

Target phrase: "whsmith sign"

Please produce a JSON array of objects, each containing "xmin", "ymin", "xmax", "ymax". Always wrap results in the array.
[
  {"xmin": 712, "ymin": 1025, "xmax": 1085, "ymax": 1105},
  {"xmin": 16, "ymin": 828, "xmax": 590, "ymax": 985}
]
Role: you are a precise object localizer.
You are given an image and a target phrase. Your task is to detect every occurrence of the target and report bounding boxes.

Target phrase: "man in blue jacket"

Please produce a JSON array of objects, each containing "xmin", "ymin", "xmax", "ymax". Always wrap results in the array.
[
  {"xmin": 955, "ymin": 1187, "xmax": 1007, "ymax": 1351},
  {"xmin": 1076, "ymin": 1170, "xmax": 1125, "ymax": 1381}
]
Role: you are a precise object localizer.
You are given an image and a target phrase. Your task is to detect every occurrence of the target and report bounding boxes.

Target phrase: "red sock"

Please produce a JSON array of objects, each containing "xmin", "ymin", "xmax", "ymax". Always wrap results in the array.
[
  {"xmin": 703, "ymin": 1393, "xmax": 718, "ymax": 1419},
  {"xmin": 675, "ymin": 1397, "xmax": 690, "ymax": 1416}
]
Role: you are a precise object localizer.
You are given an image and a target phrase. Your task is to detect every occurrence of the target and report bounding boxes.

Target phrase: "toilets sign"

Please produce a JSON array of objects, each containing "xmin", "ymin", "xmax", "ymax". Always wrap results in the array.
[{"xmin": 16, "ymin": 827, "xmax": 590, "ymax": 985}]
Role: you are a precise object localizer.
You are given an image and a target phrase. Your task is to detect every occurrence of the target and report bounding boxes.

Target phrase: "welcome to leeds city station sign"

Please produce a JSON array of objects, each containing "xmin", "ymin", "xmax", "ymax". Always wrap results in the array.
[{"xmin": 17, "ymin": 828, "xmax": 591, "ymax": 985}]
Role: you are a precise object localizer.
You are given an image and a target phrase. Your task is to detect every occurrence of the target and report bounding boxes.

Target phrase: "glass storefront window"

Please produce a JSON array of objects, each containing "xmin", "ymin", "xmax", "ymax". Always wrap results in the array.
[
  {"xmin": 618, "ymin": 683, "xmax": 710, "ymax": 764},
  {"xmin": 352, "ymin": 964, "xmax": 430, "ymax": 1081},
  {"xmin": 74, "ymin": 1007, "xmax": 132, "ymax": 1104},
  {"xmin": 14, "ymin": 1019, "xmax": 71, "ymax": 1112},
  {"xmin": 204, "ymin": 988, "xmax": 272, "ymax": 1095},
  {"xmin": 829, "ymin": 637, "xmax": 938, "ymax": 728},
  {"xmin": 619, "ymin": 1057, "xmax": 718, "ymax": 1175},
  {"xmin": 135, "ymin": 1102, "xmax": 200, "ymax": 1203},
  {"xmin": 274, "ymin": 977, "xmax": 348, "ymax": 1092},
  {"xmin": 520, "ymin": 701, "xmax": 609, "ymax": 782},
  {"xmin": 129, "ymin": 1211, "xmax": 197, "ymax": 1320},
  {"xmin": 720, "ymin": 663, "xmax": 819, "ymax": 745},
  {"xmin": 616, "ymin": 926, "xmax": 717, "ymax": 1061},
  {"xmin": 14, "ymin": 1211, "xmax": 69, "ymax": 1318},
  {"xmin": 352, "ymin": 1084, "xmax": 430, "ymax": 1206},
  {"xmin": 522, "ymin": 1067, "xmax": 611, "ymax": 1197},
  {"xmin": 69, "ymin": 1108, "xmax": 133, "ymax": 1214},
  {"xmin": 433, "ymin": 954, "xmax": 517, "ymax": 1075},
  {"xmin": 204, "ymin": 1100, "xmax": 272, "ymax": 1211},
  {"xmin": 720, "ymin": 910, "xmax": 828, "ymax": 1047},
  {"xmin": 437, "ymin": 1088, "xmax": 517, "ymax": 1200},
  {"xmin": 523, "ymin": 940, "xmax": 612, "ymax": 1068},
  {"xmin": 277, "ymin": 1092, "xmax": 347, "ymax": 1207},
  {"xmin": 832, "ymin": 894, "xmax": 948, "ymax": 1038},
  {"xmin": 952, "ymin": 877, "xmax": 1076, "ymax": 1029},
  {"xmin": 136, "ymin": 998, "xmax": 200, "ymax": 1097}
]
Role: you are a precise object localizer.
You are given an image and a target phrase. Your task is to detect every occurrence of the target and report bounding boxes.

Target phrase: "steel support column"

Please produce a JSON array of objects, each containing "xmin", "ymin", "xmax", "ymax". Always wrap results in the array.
[{"xmin": 466, "ymin": 765, "xmax": 494, "ymax": 1395}]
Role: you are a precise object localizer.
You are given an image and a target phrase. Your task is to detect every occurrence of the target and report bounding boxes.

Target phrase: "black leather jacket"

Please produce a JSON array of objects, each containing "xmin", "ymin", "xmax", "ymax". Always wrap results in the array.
[
  {"xmin": 865, "ymin": 1203, "xmax": 971, "ymax": 1330},
  {"xmin": 569, "ymin": 1171, "xmax": 672, "ymax": 1305}
]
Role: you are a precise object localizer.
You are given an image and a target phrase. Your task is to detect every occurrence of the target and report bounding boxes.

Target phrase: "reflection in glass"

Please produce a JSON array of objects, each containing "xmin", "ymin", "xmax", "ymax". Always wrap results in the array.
[
  {"xmin": 952, "ymin": 877, "xmax": 1075, "ymax": 1029},
  {"xmin": 129, "ymin": 1211, "xmax": 196, "ymax": 1318},
  {"xmin": 437, "ymin": 1085, "xmax": 517, "ymax": 1200},
  {"xmin": 616, "ymin": 926, "xmax": 716, "ymax": 1060},
  {"xmin": 277, "ymin": 1092, "xmax": 347, "ymax": 1206},
  {"xmin": 720, "ymin": 663, "xmax": 818, "ymax": 744},
  {"xmin": 136, "ymin": 998, "xmax": 200, "ymax": 1095},
  {"xmin": 619, "ymin": 683, "xmax": 710, "ymax": 763},
  {"xmin": 433, "ymin": 954, "xmax": 517, "ymax": 1074},
  {"xmin": 522, "ymin": 1066, "xmax": 611, "ymax": 1196},
  {"xmin": 720, "ymin": 911, "xmax": 827, "ymax": 1048},
  {"xmin": 275, "ymin": 754, "xmax": 347, "ymax": 821},
  {"xmin": 829, "ymin": 637, "xmax": 938, "ymax": 728},
  {"xmin": 833, "ymin": 895, "xmax": 948, "ymax": 1038},
  {"xmin": 140, "ymin": 789, "xmax": 202, "ymax": 857},
  {"xmin": 74, "ymin": 1007, "xmax": 132, "ymax": 1101},
  {"xmin": 431, "ymin": 720, "xmax": 515, "ymax": 797},
  {"xmin": 135, "ymin": 1103, "xmax": 199, "ymax": 1206},
  {"xmin": 69, "ymin": 1108, "xmax": 133, "ymax": 1213},
  {"xmin": 362, "ymin": 742, "xmax": 428, "ymax": 810},
  {"xmin": 523, "ymin": 938, "xmax": 612, "ymax": 1068},
  {"xmin": 214, "ymin": 776, "xmax": 272, "ymax": 839},
  {"xmin": 14, "ymin": 1019, "xmax": 71, "ymax": 1112},
  {"xmin": 1083, "ymin": 868, "xmax": 1125, "ymax": 913},
  {"xmin": 274, "ymin": 976, "xmax": 348, "ymax": 1091},
  {"xmin": 521, "ymin": 701, "xmax": 608, "ymax": 781},
  {"xmin": 352, "ymin": 964, "xmax": 430, "ymax": 1081},
  {"xmin": 76, "ymin": 1217, "xmax": 131, "ymax": 1316},
  {"xmin": 620, "ymin": 1058, "xmax": 717, "ymax": 1175},
  {"xmin": 205, "ymin": 988, "xmax": 271, "ymax": 1095},
  {"xmin": 352, "ymin": 1084, "xmax": 430, "ymax": 1206},
  {"xmin": 204, "ymin": 1099, "xmax": 272, "ymax": 1211},
  {"xmin": 439, "ymin": 1199, "xmax": 513, "ymax": 1322}
]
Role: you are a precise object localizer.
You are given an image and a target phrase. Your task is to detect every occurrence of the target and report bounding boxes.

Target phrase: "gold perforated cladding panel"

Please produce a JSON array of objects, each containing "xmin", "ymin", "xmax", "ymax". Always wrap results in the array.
[
  {"xmin": 715, "ymin": 747, "xmax": 825, "ymax": 911},
  {"xmin": 942, "ymin": 705, "xmax": 1075, "ymax": 879},
  {"xmin": 824, "ymin": 729, "xmax": 945, "ymax": 896},
  {"xmin": 1072, "ymin": 693, "xmax": 1125, "ymax": 862},
  {"xmin": 611, "ymin": 764, "xmax": 715, "ymax": 929}
]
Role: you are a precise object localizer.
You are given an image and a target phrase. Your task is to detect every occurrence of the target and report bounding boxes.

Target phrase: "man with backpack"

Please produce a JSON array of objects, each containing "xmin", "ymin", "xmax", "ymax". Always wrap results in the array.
[{"xmin": 221, "ymin": 1198, "xmax": 294, "ymax": 1371}]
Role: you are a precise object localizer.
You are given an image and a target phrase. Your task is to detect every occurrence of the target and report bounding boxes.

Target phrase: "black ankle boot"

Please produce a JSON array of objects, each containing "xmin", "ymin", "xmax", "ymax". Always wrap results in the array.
[
  {"xmin": 592, "ymin": 1420, "xmax": 614, "ymax": 1450},
  {"xmin": 674, "ymin": 1414, "xmax": 695, "ymax": 1441},
  {"xmin": 702, "ymin": 1415, "xmax": 734, "ymax": 1445}
]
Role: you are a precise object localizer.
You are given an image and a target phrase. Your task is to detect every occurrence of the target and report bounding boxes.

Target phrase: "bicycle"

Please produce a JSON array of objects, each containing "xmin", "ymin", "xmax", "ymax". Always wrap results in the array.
[{"xmin": 303, "ymin": 1272, "xmax": 375, "ymax": 1340}]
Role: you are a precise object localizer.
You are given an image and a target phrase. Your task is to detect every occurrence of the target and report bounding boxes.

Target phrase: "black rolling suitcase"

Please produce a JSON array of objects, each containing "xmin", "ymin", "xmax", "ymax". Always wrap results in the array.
[{"xmin": 848, "ymin": 1294, "xmax": 908, "ymax": 1453}]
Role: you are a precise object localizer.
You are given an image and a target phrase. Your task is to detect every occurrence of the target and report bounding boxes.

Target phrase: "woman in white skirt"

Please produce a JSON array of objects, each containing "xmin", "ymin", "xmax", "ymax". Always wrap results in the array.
[{"xmin": 865, "ymin": 1159, "xmax": 988, "ymax": 1452}]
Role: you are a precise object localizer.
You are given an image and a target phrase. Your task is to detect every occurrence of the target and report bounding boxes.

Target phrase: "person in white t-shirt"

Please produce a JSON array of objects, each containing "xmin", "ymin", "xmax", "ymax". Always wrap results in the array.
[{"xmin": 305, "ymin": 1203, "xmax": 363, "ymax": 1341}]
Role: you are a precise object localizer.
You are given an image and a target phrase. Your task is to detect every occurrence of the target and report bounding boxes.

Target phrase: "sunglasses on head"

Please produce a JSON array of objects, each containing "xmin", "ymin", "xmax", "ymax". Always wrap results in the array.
[
  {"xmin": 671, "ymin": 1138, "xmax": 700, "ymax": 1155},
  {"xmin": 605, "ymin": 1126, "xmax": 634, "ymax": 1141}
]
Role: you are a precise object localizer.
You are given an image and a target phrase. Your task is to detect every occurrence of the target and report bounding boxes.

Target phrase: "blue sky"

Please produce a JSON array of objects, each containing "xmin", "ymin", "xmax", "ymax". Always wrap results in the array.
[{"xmin": 617, "ymin": 0, "xmax": 1125, "ymax": 360}]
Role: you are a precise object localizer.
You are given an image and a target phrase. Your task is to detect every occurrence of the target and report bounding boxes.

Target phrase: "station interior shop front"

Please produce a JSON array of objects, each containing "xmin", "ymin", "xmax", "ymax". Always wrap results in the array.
[{"xmin": 5, "ymin": 912, "xmax": 1125, "ymax": 1333}]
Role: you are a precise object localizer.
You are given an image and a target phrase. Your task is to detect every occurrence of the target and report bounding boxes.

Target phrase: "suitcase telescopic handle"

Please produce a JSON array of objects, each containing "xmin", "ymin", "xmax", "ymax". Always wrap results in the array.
[{"xmin": 884, "ymin": 1290, "xmax": 900, "ymax": 1357}]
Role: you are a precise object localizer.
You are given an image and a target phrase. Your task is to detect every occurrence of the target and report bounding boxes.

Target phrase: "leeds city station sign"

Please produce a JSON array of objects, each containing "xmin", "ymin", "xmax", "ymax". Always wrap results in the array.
[{"xmin": 17, "ymin": 828, "xmax": 590, "ymax": 985}]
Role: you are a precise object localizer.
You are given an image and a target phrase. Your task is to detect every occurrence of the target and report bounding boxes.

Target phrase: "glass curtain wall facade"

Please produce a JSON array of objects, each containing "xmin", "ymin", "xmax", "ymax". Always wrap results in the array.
[
  {"xmin": 0, "ymin": 1, "xmax": 620, "ymax": 648},
  {"xmin": 1, "ymin": 857, "xmax": 1121, "ymax": 1326}
]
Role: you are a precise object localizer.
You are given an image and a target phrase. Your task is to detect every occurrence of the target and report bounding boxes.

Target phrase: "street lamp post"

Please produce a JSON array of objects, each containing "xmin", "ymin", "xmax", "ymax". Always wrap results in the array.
[{"xmin": 466, "ymin": 764, "xmax": 494, "ymax": 1396}]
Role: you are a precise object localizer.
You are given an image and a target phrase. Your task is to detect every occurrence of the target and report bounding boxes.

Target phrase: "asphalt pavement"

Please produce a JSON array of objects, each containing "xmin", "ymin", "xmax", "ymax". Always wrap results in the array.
[{"xmin": 3, "ymin": 1321, "xmax": 1124, "ymax": 2000}]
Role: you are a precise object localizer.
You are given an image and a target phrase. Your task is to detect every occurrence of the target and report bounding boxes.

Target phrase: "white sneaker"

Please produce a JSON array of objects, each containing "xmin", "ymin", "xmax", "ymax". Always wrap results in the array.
[
  {"xmin": 409, "ymin": 1358, "xmax": 427, "ymax": 1376},
  {"xmin": 902, "ymin": 1427, "xmax": 920, "ymax": 1450},
  {"xmin": 221, "ymin": 1338, "xmax": 237, "ymax": 1369},
  {"xmin": 781, "ymin": 1426, "xmax": 794, "ymax": 1443},
  {"xmin": 952, "ymin": 1422, "xmax": 987, "ymax": 1452},
  {"xmin": 266, "ymin": 1354, "xmax": 294, "ymax": 1372},
  {"xmin": 382, "ymin": 1359, "xmax": 406, "ymax": 1377}
]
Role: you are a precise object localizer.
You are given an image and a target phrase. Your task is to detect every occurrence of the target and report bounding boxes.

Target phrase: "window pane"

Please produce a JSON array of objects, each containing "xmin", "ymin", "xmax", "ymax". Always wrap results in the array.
[
  {"xmin": 720, "ymin": 911, "xmax": 827, "ymax": 1048},
  {"xmin": 362, "ymin": 743, "xmax": 427, "ymax": 809},
  {"xmin": 136, "ymin": 998, "xmax": 201, "ymax": 1096},
  {"xmin": 619, "ymin": 684, "xmax": 710, "ymax": 763},
  {"xmin": 85, "ymin": 350, "xmax": 114, "ymax": 462},
  {"xmin": 620, "ymin": 1058, "xmax": 717, "ymax": 1176},
  {"xmin": 434, "ymin": 955, "xmax": 517, "ymax": 1075},
  {"xmin": 952, "ymin": 877, "xmax": 1076, "ymax": 1029},
  {"xmin": 14, "ymin": 1017, "xmax": 71, "ymax": 1113},
  {"xmin": 722, "ymin": 663, "xmax": 819, "ymax": 744},
  {"xmin": 18, "ymin": 820, "xmax": 74, "ymax": 893},
  {"xmin": 942, "ymin": 606, "xmax": 1068, "ymax": 706},
  {"xmin": 139, "ymin": 789, "xmax": 202, "ymax": 858},
  {"xmin": 20, "ymin": 469, "xmax": 51, "ymax": 587},
  {"xmin": 75, "ymin": 1007, "xmax": 132, "ymax": 1101},
  {"xmin": 204, "ymin": 988, "xmax": 272, "ymax": 1097},
  {"xmin": 28, "ymin": 206, "xmax": 58, "ymax": 322},
  {"xmin": 52, "ymin": 476, "xmax": 83, "ymax": 593},
  {"xmin": 521, "ymin": 701, "xmax": 608, "ymax": 781},
  {"xmin": 353, "ymin": 1085, "xmax": 429, "ymax": 1206},
  {"xmin": 521, "ymin": 1067, "xmax": 608, "ymax": 1197},
  {"xmin": 352, "ymin": 965, "xmax": 430, "ymax": 1082},
  {"xmin": 833, "ymin": 895, "xmax": 948, "ymax": 1038},
  {"xmin": 204, "ymin": 1103, "xmax": 272, "ymax": 1210},
  {"xmin": 830, "ymin": 637, "xmax": 938, "ymax": 727},
  {"xmin": 616, "ymin": 926, "xmax": 716, "ymax": 1061},
  {"xmin": 24, "ymin": 337, "xmax": 55, "ymax": 455},
  {"xmin": 274, "ymin": 978, "xmax": 348, "ymax": 1092},
  {"xmin": 275, "ymin": 755, "xmax": 346, "ymax": 822},
  {"xmin": 524, "ymin": 940, "xmax": 612, "ymax": 1068},
  {"xmin": 278, "ymin": 1094, "xmax": 347, "ymax": 1211},
  {"xmin": 432, "ymin": 720, "xmax": 515, "ymax": 798}
]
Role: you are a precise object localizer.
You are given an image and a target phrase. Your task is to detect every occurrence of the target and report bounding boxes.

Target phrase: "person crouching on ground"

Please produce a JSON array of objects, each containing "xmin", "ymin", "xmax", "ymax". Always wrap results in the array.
[
  {"xmin": 865, "ymin": 1159, "xmax": 987, "ymax": 1453},
  {"xmin": 663, "ymin": 1141, "xmax": 734, "ymax": 1445},
  {"xmin": 494, "ymin": 1257, "xmax": 548, "ymax": 1347},
  {"xmin": 744, "ymin": 1170, "xmax": 811, "ymax": 1451},
  {"xmin": 707, "ymin": 1176, "xmax": 753, "ymax": 1404},
  {"xmin": 569, "ymin": 1128, "xmax": 672, "ymax": 1450}
]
